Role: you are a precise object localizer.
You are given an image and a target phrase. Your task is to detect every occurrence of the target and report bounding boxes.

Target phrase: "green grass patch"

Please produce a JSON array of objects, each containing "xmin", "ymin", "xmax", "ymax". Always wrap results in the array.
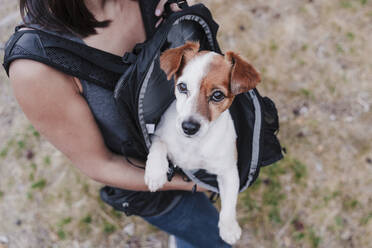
[
  {"xmin": 0, "ymin": 148, "xmax": 8, "ymax": 158},
  {"xmin": 335, "ymin": 216, "xmax": 344, "ymax": 227},
  {"xmin": 31, "ymin": 179, "xmax": 47, "ymax": 189},
  {"xmin": 263, "ymin": 161, "xmax": 287, "ymax": 177},
  {"xmin": 29, "ymin": 172, "xmax": 34, "ymax": 182},
  {"xmin": 81, "ymin": 215, "xmax": 92, "ymax": 224},
  {"xmin": 83, "ymin": 183, "xmax": 90, "ymax": 194},
  {"xmin": 7, "ymin": 139, "xmax": 15, "ymax": 147},
  {"xmin": 98, "ymin": 195, "xmax": 109, "ymax": 210},
  {"xmin": 250, "ymin": 177, "xmax": 262, "ymax": 190},
  {"xmin": 17, "ymin": 140, "xmax": 26, "ymax": 149},
  {"xmin": 57, "ymin": 229, "xmax": 66, "ymax": 240},
  {"xmin": 27, "ymin": 125, "xmax": 40, "ymax": 138},
  {"xmin": 301, "ymin": 44, "xmax": 308, "ymax": 51},
  {"xmin": 263, "ymin": 182, "xmax": 285, "ymax": 206},
  {"xmin": 327, "ymin": 84, "xmax": 336, "ymax": 94},
  {"xmin": 300, "ymin": 88, "xmax": 312, "ymax": 98},
  {"xmin": 31, "ymin": 163, "xmax": 37, "ymax": 170},
  {"xmin": 64, "ymin": 189, "xmax": 73, "ymax": 205},
  {"xmin": 293, "ymin": 231, "xmax": 305, "ymax": 242},
  {"xmin": 33, "ymin": 131, "xmax": 40, "ymax": 137},
  {"xmin": 275, "ymin": 156, "xmax": 308, "ymax": 184},
  {"xmin": 346, "ymin": 32, "xmax": 355, "ymax": 41},
  {"xmin": 43, "ymin": 156, "xmax": 51, "ymax": 165},
  {"xmin": 323, "ymin": 190, "xmax": 340, "ymax": 204},
  {"xmin": 360, "ymin": 212, "xmax": 372, "ymax": 225},
  {"xmin": 103, "ymin": 222, "xmax": 117, "ymax": 234},
  {"xmin": 56, "ymin": 217, "xmax": 72, "ymax": 239},
  {"xmin": 59, "ymin": 217, "xmax": 72, "ymax": 227},
  {"xmin": 241, "ymin": 192, "xmax": 259, "ymax": 211},
  {"xmin": 298, "ymin": 59, "xmax": 306, "ymax": 66},
  {"xmin": 240, "ymin": 155, "xmax": 308, "ymax": 225},
  {"xmin": 336, "ymin": 44, "xmax": 344, "ymax": 53},
  {"xmin": 110, "ymin": 209, "xmax": 123, "ymax": 219},
  {"xmin": 290, "ymin": 159, "xmax": 307, "ymax": 183},
  {"xmin": 342, "ymin": 197, "xmax": 358, "ymax": 210},
  {"xmin": 308, "ymin": 229, "xmax": 321, "ymax": 248},
  {"xmin": 269, "ymin": 207, "xmax": 282, "ymax": 223},
  {"xmin": 27, "ymin": 191, "xmax": 33, "ymax": 200},
  {"xmin": 360, "ymin": 0, "xmax": 368, "ymax": 5},
  {"xmin": 0, "ymin": 191, "xmax": 4, "ymax": 199},
  {"xmin": 340, "ymin": 1, "xmax": 352, "ymax": 8},
  {"xmin": 270, "ymin": 40, "xmax": 278, "ymax": 51}
]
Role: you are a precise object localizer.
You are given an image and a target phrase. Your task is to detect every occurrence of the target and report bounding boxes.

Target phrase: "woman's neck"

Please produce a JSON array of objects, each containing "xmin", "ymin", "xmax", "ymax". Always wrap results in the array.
[
  {"xmin": 84, "ymin": 0, "xmax": 124, "ymax": 21},
  {"xmin": 82, "ymin": 0, "xmax": 146, "ymax": 56}
]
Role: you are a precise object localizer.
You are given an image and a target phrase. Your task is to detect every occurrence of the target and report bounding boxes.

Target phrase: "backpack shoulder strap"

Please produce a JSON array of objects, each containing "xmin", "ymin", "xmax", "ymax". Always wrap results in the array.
[
  {"xmin": 138, "ymin": 0, "xmax": 189, "ymax": 39},
  {"xmin": 3, "ymin": 29, "xmax": 127, "ymax": 90},
  {"xmin": 139, "ymin": 0, "xmax": 161, "ymax": 39}
]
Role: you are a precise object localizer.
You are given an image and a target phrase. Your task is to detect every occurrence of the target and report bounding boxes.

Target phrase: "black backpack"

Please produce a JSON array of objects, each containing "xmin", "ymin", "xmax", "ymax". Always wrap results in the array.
[
  {"xmin": 112, "ymin": 3, "xmax": 283, "ymax": 193},
  {"xmin": 3, "ymin": 2, "xmax": 282, "ymax": 206}
]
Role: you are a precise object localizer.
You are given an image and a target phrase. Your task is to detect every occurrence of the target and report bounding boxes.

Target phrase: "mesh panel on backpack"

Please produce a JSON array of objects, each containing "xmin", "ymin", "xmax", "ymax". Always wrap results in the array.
[{"xmin": 43, "ymin": 46, "xmax": 121, "ymax": 90}]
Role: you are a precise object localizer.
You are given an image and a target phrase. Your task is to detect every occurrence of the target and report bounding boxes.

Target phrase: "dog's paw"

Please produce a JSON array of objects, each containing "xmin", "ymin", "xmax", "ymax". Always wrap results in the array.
[
  {"xmin": 218, "ymin": 219, "xmax": 242, "ymax": 245},
  {"xmin": 144, "ymin": 156, "xmax": 168, "ymax": 192}
]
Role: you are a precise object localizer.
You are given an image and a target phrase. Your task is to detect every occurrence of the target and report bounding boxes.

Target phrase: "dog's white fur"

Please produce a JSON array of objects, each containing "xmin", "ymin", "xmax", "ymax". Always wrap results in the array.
[{"xmin": 145, "ymin": 51, "xmax": 242, "ymax": 244}]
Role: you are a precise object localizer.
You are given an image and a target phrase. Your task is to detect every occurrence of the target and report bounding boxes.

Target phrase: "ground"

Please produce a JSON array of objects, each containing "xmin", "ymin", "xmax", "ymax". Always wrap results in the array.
[{"xmin": 0, "ymin": 0, "xmax": 371, "ymax": 247}]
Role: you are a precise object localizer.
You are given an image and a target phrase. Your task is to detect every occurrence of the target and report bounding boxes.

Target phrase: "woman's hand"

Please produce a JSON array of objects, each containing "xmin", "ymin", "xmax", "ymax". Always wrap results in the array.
[{"xmin": 155, "ymin": 0, "xmax": 194, "ymax": 27}]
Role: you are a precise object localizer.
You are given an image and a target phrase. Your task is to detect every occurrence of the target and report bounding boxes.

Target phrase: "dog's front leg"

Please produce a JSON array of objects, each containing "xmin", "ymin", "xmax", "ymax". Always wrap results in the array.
[
  {"xmin": 217, "ymin": 166, "xmax": 241, "ymax": 245},
  {"xmin": 144, "ymin": 137, "xmax": 169, "ymax": 192}
]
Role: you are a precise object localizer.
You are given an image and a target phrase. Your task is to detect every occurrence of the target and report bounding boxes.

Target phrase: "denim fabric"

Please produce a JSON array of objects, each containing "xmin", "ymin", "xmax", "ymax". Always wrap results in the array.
[{"xmin": 143, "ymin": 192, "xmax": 231, "ymax": 248}]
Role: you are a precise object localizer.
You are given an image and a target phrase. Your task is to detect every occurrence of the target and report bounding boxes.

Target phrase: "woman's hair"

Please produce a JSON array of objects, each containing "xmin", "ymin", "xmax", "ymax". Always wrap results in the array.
[{"xmin": 19, "ymin": 0, "xmax": 111, "ymax": 37}]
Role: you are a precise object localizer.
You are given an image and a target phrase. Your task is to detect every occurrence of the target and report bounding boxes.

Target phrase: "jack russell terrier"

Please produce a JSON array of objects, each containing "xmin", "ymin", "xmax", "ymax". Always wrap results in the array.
[{"xmin": 144, "ymin": 42, "xmax": 261, "ymax": 245}]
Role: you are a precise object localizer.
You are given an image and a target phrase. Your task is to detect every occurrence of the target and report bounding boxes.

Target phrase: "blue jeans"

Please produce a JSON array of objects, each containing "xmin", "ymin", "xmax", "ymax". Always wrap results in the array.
[{"xmin": 143, "ymin": 192, "xmax": 231, "ymax": 248}]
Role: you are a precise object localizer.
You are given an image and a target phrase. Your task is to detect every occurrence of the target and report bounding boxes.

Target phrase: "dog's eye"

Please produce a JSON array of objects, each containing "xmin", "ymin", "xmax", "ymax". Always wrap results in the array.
[
  {"xmin": 177, "ymin": 82, "xmax": 188, "ymax": 94},
  {"xmin": 210, "ymin": 91, "xmax": 225, "ymax": 102}
]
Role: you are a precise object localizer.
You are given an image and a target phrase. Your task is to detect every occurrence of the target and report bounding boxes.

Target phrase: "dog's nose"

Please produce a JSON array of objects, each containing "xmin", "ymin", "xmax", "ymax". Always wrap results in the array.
[{"xmin": 182, "ymin": 121, "xmax": 200, "ymax": 135}]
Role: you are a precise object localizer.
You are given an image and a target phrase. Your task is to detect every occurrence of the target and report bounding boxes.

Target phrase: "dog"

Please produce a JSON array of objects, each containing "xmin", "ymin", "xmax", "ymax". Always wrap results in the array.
[{"xmin": 144, "ymin": 42, "xmax": 261, "ymax": 245}]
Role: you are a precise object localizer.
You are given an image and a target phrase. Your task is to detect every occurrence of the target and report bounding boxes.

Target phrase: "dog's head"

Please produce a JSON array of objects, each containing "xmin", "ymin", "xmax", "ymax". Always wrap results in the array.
[{"xmin": 160, "ymin": 42, "xmax": 261, "ymax": 138}]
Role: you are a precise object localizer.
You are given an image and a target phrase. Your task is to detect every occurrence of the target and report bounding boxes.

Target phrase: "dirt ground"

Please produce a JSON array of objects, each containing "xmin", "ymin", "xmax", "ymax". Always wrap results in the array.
[{"xmin": 0, "ymin": 0, "xmax": 371, "ymax": 247}]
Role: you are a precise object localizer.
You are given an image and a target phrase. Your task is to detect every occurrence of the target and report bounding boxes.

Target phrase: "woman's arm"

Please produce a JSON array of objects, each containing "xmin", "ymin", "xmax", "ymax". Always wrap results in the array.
[{"xmin": 9, "ymin": 59, "xmax": 197, "ymax": 191}]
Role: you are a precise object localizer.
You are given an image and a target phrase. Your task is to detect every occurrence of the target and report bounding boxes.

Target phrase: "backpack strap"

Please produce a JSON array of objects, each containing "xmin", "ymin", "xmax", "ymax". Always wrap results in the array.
[
  {"xmin": 138, "ymin": 0, "xmax": 190, "ymax": 36},
  {"xmin": 139, "ymin": 0, "xmax": 162, "ymax": 39},
  {"xmin": 3, "ymin": 29, "xmax": 127, "ymax": 91}
]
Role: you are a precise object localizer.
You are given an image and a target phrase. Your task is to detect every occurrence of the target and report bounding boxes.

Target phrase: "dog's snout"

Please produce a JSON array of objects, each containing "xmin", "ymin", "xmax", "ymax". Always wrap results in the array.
[{"xmin": 182, "ymin": 120, "xmax": 200, "ymax": 136}]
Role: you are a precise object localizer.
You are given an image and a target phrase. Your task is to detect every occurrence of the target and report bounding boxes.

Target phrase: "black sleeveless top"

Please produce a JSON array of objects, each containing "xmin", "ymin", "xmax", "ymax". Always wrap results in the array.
[
  {"xmin": 75, "ymin": 0, "xmax": 161, "ymax": 154},
  {"xmin": 81, "ymin": 0, "xmax": 160, "ymax": 154}
]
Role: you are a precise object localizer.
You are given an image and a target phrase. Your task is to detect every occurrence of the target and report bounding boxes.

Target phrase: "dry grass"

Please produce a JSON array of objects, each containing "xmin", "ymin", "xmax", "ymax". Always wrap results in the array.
[{"xmin": 1, "ymin": 0, "xmax": 372, "ymax": 247}]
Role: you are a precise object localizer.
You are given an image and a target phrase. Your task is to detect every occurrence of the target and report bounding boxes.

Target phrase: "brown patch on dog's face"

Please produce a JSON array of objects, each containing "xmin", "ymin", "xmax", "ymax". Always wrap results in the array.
[
  {"xmin": 196, "ymin": 55, "xmax": 233, "ymax": 121},
  {"xmin": 195, "ymin": 52, "xmax": 261, "ymax": 122}
]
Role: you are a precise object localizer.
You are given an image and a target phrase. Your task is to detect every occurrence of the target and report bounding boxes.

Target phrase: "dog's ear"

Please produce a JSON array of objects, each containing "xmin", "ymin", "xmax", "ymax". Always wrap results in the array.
[
  {"xmin": 160, "ymin": 41, "xmax": 200, "ymax": 80},
  {"xmin": 225, "ymin": 51, "xmax": 261, "ymax": 95}
]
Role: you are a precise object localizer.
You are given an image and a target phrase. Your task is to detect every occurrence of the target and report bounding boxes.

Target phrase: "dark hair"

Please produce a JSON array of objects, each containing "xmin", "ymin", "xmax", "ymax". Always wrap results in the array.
[{"xmin": 19, "ymin": 0, "xmax": 111, "ymax": 37}]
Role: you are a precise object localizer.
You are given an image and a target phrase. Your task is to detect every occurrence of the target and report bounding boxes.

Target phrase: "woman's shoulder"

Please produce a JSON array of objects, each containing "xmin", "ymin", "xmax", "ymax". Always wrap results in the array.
[
  {"xmin": 6, "ymin": 27, "xmax": 83, "ymax": 94},
  {"xmin": 9, "ymin": 59, "xmax": 82, "ymax": 97},
  {"xmin": 10, "ymin": 58, "xmax": 65, "ymax": 81}
]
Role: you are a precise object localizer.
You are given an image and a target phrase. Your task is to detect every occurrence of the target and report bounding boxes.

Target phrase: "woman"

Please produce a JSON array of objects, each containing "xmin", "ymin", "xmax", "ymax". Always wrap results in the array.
[{"xmin": 5, "ymin": 0, "xmax": 231, "ymax": 247}]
